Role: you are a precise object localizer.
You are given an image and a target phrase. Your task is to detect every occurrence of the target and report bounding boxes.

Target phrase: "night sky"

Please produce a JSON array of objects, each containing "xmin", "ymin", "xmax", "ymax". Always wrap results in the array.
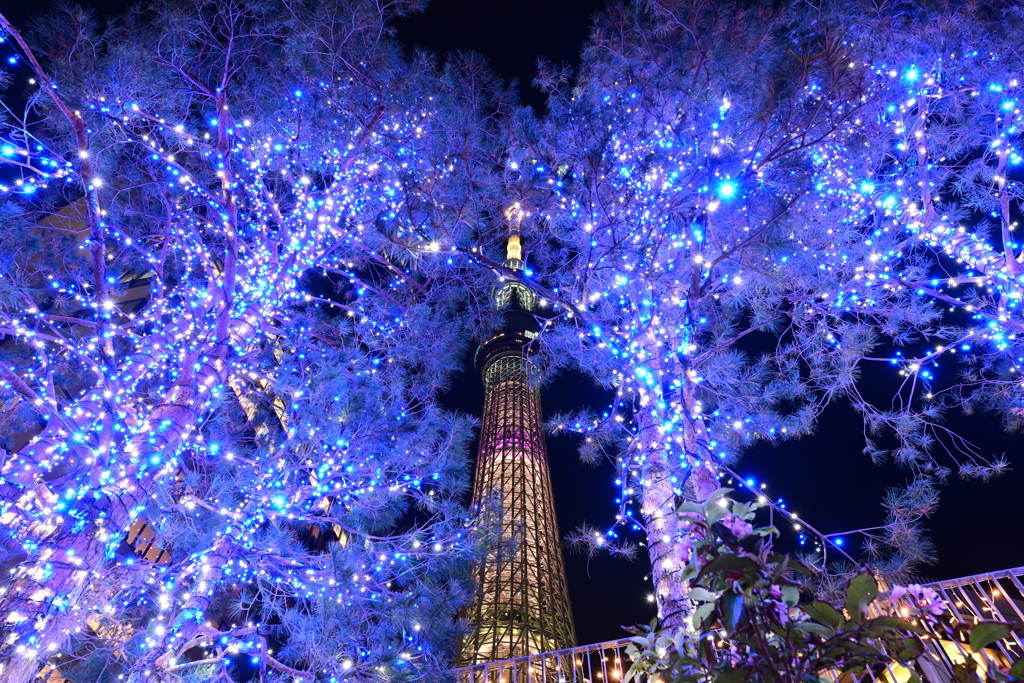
[{"xmin": 5, "ymin": 0, "xmax": 1023, "ymax": 650}]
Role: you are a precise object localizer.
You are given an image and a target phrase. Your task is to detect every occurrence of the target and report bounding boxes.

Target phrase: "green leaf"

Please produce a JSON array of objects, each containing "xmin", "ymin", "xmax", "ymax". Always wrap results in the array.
[
  {"xmin": 697, "ymin": 554, "xmax": 759, "ymax": 580},
  {"xmin": 823, "ymin": 645, "xmax": 847, "ymax": 659},
  {"xmin": 866, "ymin": 616, "xmax": 925, "ymax": 635},
  {"xmin": 699, "ymin": 638, "xmax": 718, "ymax": 666},
  {"xmin": 715, "ymin": 666, "xmax": 751, "ymax": 683},
  {"xmin": 895, "ymin": 635, "xmax": 926, "ymax": 660},
  {"xmin": 1008, "ymin": 658, "xmax": 1024, "ymax": 679},
  {"xmin": 675, "ymin": 629, "xmax": 687, "ymax": 658},
  {"xmin": 793, "ymin": 621, "xmax": 833, "ymax": 638},
  {"xmin": 721, "ymin": 591, "xmax": 747, "ymax": 634},
  {"xmin": 693, "ymin": 602, "xmax": 715, "ymax": 630},
  {"xmin": 804, "ymin": 601, "xmax": 843, "ymax": 630},
  {"xmin": 738, "ymin": 532, "xmax": 763, "ymax": 553},
  {"xmin": 677, "ymin": 501, "xmax": 705, "ymax": 517},
  {"xmin": 970, "ymin": 622, "xmax": 1011, "ymax": 653},
  {"xmin": 953, "ymin": 660, "xmax": 980, "ymax": 683},
  {"xmin": 844, "ymin": 571, "xmax": 879, "ymax": 623},
  {"xmin": 704, "ymin": 487, "xmax": 734, "ymax": 505},
  {"xmin": 786, "ymin": 556, "xmax": 817, "ymax": 576},
  {"xmin": 688, "ymin": 587, "xmax": 716, "ymax": 602},
  {"xmin": 781, "ymin": 585, "xmax": 800, "ymax": 607},
  {"xmin": 706, "ymin": 504, "xmax": 728, "ymax": 525},
  {"xmin": 769, "ymin": 553, "xmax": 814, "ymax": 576}
]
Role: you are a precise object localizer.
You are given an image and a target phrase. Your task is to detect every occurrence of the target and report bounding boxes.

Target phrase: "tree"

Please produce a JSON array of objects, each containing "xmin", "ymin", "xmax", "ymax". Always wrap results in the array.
[
  {"xmin": 488, "ymin": 0, "xmax": 1022, "ymax": 632},
  {"xmin": 0, "ymin": 1, "xmax": 509, "ymax": 680}
]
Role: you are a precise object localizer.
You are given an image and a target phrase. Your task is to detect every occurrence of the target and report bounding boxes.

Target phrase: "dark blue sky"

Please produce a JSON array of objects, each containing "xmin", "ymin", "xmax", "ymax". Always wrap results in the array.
[{"xmin": 394, "ymin": 0, "xmax": 606, "ymax": 111}]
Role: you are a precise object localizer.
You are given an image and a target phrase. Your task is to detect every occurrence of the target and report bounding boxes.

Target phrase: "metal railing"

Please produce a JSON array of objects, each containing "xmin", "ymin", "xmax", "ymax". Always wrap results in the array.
[
  {"xmin": 454, "ymin": 638, "xmax": 633, "ymax": 683},
  {"xmin": 853, "ymin": 565, "xmax": 1024, "ymax": 683},
  {"xmin": 453, "ymin": 567, "xmax": 1024, "ymax": 683}
]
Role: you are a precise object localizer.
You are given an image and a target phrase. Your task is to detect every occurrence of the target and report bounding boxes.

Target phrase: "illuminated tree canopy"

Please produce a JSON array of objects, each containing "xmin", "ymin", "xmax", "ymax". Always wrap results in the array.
[
  {"xmin": 1, "ymin": 0, "xmax": 1024, "ymax": 680},
  {"xmin": 0, "ymin": 0, "xmax": 512, "ymax": 680}
]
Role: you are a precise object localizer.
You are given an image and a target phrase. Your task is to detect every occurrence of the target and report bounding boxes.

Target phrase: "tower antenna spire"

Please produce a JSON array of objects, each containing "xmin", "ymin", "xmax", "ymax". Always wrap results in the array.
[{"xmin": 504, "ymin": 202, "xmax": 526, "ymax": 270}]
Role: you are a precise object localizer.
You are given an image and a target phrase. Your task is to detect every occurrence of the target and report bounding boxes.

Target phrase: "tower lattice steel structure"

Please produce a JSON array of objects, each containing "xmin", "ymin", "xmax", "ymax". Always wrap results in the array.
[{"xmin": 462, "ymin": 212, "xmax": 576, "ymax": 664}]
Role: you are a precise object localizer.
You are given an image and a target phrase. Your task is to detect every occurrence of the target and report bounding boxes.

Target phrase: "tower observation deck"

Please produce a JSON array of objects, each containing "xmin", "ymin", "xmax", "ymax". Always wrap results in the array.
[{"xmin": 462, "ymin": 213, "xmax": 576, "ymax": 664}]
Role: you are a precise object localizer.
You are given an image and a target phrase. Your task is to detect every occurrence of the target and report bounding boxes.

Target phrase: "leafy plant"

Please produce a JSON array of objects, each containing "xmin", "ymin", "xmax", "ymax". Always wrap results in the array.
[{"xmin": 624, "ymin": 491, "xmax": 1022, "ymax": 683}]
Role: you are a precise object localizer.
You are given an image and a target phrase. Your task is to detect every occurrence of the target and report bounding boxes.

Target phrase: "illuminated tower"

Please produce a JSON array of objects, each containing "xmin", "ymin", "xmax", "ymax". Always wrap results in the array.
[{"xmin": 462, "ymin": 209, "xmax": 576, "ymax": 664}]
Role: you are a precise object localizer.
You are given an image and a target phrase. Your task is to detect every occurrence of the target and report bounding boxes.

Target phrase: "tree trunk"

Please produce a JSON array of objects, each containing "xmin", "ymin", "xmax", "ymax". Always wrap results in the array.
[
  {"xmin": 635, "ymin": 326, "xmax": 718, "ymax": 633},
  {"xmin": 637, "ymin": 411, "xmax": 690, "ymax": 631},
  {"xmin": 680, "ymin": 356, "xmax": 718, "ymax": 503}
]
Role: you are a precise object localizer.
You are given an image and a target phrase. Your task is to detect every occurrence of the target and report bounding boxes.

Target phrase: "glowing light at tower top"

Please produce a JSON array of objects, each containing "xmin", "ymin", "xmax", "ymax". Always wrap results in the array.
[{"xmin": 504, "ymin": 202, "xmax": 527, "ymax": 270}]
